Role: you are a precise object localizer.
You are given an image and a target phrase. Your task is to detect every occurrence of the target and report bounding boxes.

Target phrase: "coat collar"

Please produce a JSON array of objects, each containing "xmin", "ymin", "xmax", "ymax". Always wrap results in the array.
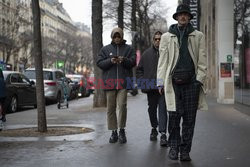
[{"xmin": 169, "ymin": 30, "xmax": 196, "ymax": 37}]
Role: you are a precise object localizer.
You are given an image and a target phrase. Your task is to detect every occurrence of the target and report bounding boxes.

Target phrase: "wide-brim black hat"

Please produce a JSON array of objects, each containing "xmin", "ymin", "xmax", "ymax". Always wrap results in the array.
[{"xmin": 173, "ymin": 3, "xmax": 193, "ymax": 20}]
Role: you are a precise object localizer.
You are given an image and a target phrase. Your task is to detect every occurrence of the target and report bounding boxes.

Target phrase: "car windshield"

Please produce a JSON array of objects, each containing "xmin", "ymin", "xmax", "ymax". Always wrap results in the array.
[{"xmin": 24, "ymin": 70, "xmax": 53, "ymax": 80}]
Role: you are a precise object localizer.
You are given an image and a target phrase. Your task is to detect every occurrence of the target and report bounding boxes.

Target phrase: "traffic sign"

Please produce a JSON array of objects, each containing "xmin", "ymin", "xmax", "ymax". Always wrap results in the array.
[{"xmin": 227, "ymin": 55, "xmax": 232, "ymax": 63}]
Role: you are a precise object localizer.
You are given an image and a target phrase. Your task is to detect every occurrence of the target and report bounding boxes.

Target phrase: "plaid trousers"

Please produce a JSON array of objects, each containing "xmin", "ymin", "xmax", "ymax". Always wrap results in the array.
[{"xmin": 168, "ymin": 81, "xmax": 201, "ymax": 153}]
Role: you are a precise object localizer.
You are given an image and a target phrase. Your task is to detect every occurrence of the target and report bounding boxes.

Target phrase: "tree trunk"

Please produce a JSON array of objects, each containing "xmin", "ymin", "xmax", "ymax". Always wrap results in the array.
[
  {"xmin": 92, "ymin": 0, "xmax": 106, "ymax": 107},
  {"xmin": 131, "ymin": 0, "xmax": 137, "ymax": 48},
  {"xmin": 118, "ymin": 0, "xmax": 124, "ymax": 29},
  {"xmin": 131, "ymin": 0, "xmax": 137, "ymax": 32},
  {"xmin": 32, "ymin": 0, "xmax": 47, "ymax": 132}
]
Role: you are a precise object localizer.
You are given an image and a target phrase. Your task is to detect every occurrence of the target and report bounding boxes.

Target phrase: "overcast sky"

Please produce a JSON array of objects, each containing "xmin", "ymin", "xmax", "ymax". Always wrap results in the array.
[{"xmin": 58, "ymin": 0, "xmax": 177, "ymax": 44}]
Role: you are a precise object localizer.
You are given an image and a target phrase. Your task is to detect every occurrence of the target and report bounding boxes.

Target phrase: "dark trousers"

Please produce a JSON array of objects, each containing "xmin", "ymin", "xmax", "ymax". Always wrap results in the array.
[
  {"xmin": 168, "ymin": 82, "xmax": 200, "ymax": 153},
  {"xmin": 0, "ymin": 97, "xmax": 5, "ymax": 118},
  {"xmin": 147, "ymin": 91, "xmax": 168, "ymax": 133}
]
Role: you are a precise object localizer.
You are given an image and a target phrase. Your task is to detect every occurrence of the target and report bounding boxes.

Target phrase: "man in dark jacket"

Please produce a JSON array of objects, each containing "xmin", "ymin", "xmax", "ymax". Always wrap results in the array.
[
  {"xmin": 97, "ymin": 27, "xmax": 136, "ymax": 144},
  {"xmin": 136, "ymin": 31, "xmax": 168, "ymax": 146}
]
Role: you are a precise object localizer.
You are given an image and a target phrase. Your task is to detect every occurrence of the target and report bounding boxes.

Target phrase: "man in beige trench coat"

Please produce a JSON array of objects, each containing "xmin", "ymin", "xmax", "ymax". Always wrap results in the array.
[{"xmin": 157, "ymin": 4, "xmax": 207, "ymax": 161}]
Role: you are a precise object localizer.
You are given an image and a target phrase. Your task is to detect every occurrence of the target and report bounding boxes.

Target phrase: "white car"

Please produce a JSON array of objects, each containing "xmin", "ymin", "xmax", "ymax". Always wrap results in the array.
[{"xmin": 24, "ymin": 68, "xmax": 71, "ymax": 102}]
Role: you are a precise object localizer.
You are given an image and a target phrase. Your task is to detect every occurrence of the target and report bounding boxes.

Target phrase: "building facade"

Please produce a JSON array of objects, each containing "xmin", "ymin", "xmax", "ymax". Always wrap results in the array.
[
  {"xmin": 183, "ymin": 0, "xmax": 250, "ymax": 110},
  {"xmin": 0, "ymin": 0, "xmax": 91, "ymax": 74},
  {"xmin": 234, "ymin": 0, "xmax": 250, "ymax": 107}
]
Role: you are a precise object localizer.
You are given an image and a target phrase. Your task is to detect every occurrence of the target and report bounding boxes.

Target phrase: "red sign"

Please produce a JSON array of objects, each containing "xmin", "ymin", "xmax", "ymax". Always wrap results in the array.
[{"xmin": 220, "ymin": 63, "xmax": 232, "ymax": 78}]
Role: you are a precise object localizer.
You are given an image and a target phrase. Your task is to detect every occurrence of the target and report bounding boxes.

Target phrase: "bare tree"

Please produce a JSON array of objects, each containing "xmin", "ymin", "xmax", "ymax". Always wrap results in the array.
[
  {"xmin": 92, "ymin": 0, "xmax": 106, "ymax": 107},
  {"xmin": 18, "ymin": 30, "xmax": 33, "ymax": 70},
  {"xmin": 103, "ymin": 0, "xmax": 130, "ymax": 29},
  {"xmin": 234, "ymin": 0, "xmax": 250, "ymax": 46},
  {"xmin": 136, "ymin": 0, "xmax": 167, "ymax": 52},
  {"xmin": 78, "ymin": 35, "xmax": 93, "ymax": 72},
  {"xmin": 104, "ymin": 0, "xmax": 167, "ymax": 52},
  {"xmin": 32, "ymin": 0, "xmax": 47, "ymax": 132}
]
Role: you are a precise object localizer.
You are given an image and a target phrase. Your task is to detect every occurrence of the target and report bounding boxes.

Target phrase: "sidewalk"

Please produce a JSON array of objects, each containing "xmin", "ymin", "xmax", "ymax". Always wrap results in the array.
[{"xmin": 0, "ymin": 94, "xmax": 250, "ymax": 167}]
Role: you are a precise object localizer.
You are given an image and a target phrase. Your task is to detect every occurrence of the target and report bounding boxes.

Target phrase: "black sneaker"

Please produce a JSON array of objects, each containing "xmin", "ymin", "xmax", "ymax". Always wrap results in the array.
[
  {"xmin": 118, "ymin": 129, "xmax": 127, "ymax": 144},
  {"xmin": 150, "ymin": 128, "xmax": 158, "ymax": 141},
  {"xmin": 160, "ymin": 134, "xmax": 168, "ymax": 147},
  {"xmin": 1, "ymin": 116, "xmax": 6, "ymax": 122},
  {"xmin": 169, "ymin": 147, "xmax": 179, "ymax": 160},
  {"xmin": 109, "ymin": 130, "xmax": 118, "ymax": 143},
  {"xmin": 180, "ymin": 153, "xmax": 191, "ymax": 161}
]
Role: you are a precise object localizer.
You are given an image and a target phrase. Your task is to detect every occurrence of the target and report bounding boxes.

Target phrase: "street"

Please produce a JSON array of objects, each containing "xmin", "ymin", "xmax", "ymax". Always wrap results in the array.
[{"xmin": 0, "ymin": 93, "xmax": 250, "ymax": 167}]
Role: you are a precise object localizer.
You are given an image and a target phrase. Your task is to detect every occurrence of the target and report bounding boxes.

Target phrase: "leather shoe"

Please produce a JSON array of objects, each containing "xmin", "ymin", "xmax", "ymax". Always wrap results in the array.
[
  {"xmin": 180, "ymin": 153, "xmax": 191, "ymax": 161},
  {"xmin": 169, "ymin": 147, "xmax": 179, "ymax": 160}
]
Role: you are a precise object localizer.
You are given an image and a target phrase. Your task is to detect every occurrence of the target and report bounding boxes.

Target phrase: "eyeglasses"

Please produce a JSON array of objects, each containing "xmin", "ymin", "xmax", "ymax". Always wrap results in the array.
[{"xmin": 154, "ymin": 38, "xmax": 161, "ymax": 41}]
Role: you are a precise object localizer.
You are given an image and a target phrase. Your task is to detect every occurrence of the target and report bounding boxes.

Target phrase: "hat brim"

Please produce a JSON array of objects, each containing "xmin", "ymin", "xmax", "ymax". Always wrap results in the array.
[{"xmin": 173, "ymin": 12, "xmax": 193, "ymax": 20}]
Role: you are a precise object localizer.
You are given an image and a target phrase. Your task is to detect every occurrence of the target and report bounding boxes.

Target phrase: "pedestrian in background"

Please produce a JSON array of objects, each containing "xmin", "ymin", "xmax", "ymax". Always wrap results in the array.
[
  {"xmin": 97, "ymin": 27, "xmax": 136, "ymax": 144},
  {"xmin": 136, "ymin": 31, "xmax": 168, "ymax": 147},
  {"xmin": 157, "ymin": 4, "xmax": 207, "ymax": 161},
  {"xmin": 0, "ymin": 68, "xmax": 6, "ymax": 130}
]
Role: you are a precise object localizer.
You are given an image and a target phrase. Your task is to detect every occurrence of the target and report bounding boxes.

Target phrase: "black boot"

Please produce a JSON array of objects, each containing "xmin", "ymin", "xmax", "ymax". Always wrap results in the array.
[
  {"xmin": 109, "ymin": 130, "xmax": 118, "ymax": 143},
  {"xmin": 118, "ymin": 129, "xmax": 127, "ymax": 144},
  {"xmin": 1, "ymin": 115, "xmax": 6, "ymax": 122},
  {"xmin": 150, "ymin": 128, "xmax": 158, "ymax": 141},
  {"xmin": 160, "ymin": 133, "xmax": 168, "ymax": 147}
]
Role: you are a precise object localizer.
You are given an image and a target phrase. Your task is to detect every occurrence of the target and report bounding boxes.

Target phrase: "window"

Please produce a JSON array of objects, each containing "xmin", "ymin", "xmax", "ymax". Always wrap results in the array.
[
  {"xmin": 19, "ymin": 74, "xmax": 30, "ymax": 84},
  {"xmin": 10, "ymin": 74, "xmax": 18, "ymax": 83}
]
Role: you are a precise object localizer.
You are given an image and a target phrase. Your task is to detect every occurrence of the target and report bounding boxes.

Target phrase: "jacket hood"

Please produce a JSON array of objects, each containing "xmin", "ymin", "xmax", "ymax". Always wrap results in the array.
[
  {"xmin": 168, "ymin": 23, "xmax": 195, "ymax": 36},
  {"xmin": 111, "ymin": 27, "xmax": 124, "ymax": 39}
]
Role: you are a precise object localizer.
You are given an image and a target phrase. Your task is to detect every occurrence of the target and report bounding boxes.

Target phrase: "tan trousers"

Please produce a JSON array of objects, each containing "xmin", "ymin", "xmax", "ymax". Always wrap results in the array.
[{"xmin": 106, "ymin": 89, "xmax": 127, "ymax": 130}]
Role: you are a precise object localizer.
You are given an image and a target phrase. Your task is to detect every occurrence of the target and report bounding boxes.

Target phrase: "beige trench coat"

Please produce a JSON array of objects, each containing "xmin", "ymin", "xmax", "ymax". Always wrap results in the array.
[{"xmin": 157, "ymin": 30, "xmax": 208, "ymax": 111}]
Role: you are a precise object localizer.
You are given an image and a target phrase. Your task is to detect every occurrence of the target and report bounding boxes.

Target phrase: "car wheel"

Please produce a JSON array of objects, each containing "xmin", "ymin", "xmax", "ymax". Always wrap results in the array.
[
  {"xmin": 9, "ymin": 96, "xmax": 18, "ymax": 113},
  {"xmin": 85, "ymin": 91, "xmax": 91, "ymax": 97}
]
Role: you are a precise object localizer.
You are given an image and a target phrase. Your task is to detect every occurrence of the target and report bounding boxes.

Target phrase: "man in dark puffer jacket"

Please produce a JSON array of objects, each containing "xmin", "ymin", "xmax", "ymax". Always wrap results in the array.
[
  {"xmin": 97, "ymin": 27, "xmax": 136, "ymax": 144},
  {"xmin": 136, "ymin": 31, "xmax": 168, "ymax": 147}
]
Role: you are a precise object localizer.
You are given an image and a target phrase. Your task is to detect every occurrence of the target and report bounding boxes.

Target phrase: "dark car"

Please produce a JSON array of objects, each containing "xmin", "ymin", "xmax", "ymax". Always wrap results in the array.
[{"xmin": 3, "ymin": 71, "xmax": 36, "ymax": 113}]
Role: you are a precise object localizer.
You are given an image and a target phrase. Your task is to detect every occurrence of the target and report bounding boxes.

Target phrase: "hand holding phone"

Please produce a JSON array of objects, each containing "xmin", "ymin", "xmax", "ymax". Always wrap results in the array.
[
  {"xmin": 111, "ymin": 56, "xmax": 118, "ymax": 64},
  {"xmin": 117, "ymin": 56, "xmax": 124, "ymax": 63}
]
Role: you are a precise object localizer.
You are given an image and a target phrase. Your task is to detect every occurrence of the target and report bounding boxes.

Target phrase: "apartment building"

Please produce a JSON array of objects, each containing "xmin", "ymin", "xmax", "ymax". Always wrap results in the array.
[{"xmin": 0, "ymin": 0, "xmax": 89, "ymax": 73}]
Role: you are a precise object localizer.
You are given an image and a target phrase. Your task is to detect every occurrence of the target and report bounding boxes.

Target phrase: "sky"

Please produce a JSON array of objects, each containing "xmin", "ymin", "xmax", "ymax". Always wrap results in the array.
[{"xmin": 58, "ymin": 0, "xmax": 178, "ymax": 45}]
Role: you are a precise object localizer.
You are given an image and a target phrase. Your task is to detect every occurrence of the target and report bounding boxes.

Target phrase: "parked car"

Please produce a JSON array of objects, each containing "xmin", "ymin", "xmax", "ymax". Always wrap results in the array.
[
  {"xmin": 3, "ymin": 71, "xmax": 36, "ymax": 113},
  {"xmin": 24, "ymin": 68, "xmax": 70, "ymax": 103},
  {"xmin": 66, "ymin": 74, "xmax": 90, "ymax": 97}
]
